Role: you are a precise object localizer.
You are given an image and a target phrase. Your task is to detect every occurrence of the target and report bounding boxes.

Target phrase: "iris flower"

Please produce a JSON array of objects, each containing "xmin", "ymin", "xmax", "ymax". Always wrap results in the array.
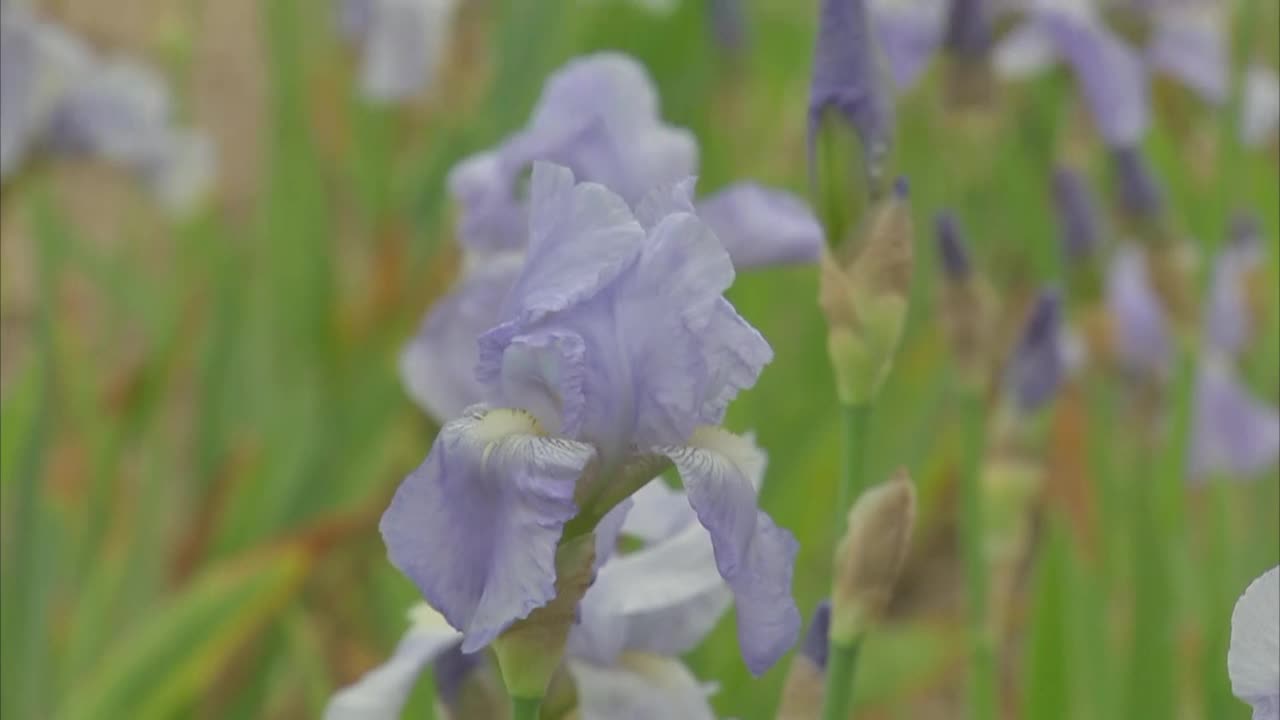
[
  {"xmin": 383, "ymin": 163, "xmax": 800, "ymax": 675},
  {"xmin": 1228, "ymin": 566, "xmax": 1280, "ymax": 720}
]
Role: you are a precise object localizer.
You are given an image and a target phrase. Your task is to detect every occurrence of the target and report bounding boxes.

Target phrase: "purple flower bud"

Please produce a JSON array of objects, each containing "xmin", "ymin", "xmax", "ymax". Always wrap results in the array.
[
  {"xmin": 1111, "ymin": 146, "xmax": 1165, "ymax": 220},
  {"xmin": 934, "ymin": 211, "xmax": 971, "ymax": 281},
  {"xmin": 1052, "ymin": 166, "xmax": 1102, "ymax": 262},
  {"xmin": 1005, "ymin": 289, "xmax": 1065, "ymax": 413},
  {"xmin": 707, "ymin": 0, "xmax": 747, "ymax": 53},
  {"xmin": 800, "ymin": 601, "xmax": 832, "ymax": 671},
  {"xmin": 944, "ymin": 0, "xmax": 990, "ymax": 60},
  {"xmin": 809, "ymin": 0, "xmax": 894, "ymax": 175}
]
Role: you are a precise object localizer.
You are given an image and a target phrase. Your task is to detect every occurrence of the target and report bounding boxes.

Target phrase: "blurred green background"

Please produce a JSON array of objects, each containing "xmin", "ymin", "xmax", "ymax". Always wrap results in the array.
[{"xmin": 1, "ymin": 1, "xmax": 1277, "ymax": 718}]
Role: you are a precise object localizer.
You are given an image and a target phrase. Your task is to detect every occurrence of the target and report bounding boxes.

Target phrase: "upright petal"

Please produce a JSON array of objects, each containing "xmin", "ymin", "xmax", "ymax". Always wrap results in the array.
[
  {"xmin": 658, "ymin": 428, "xmax": 800, "ymax": 675},
  {"xmin": 1107, "ymin": 245, "xmax": 1171, "ymax": 375},
  {"xmin": 325, "ymin": 605, "xmax": 462, "ymax": 720},
  {"xmin": 380, "ymin": 406, "xmax": 596, "ymax": 651},
  {"xmin": 1190, "ymin": 359, "xmax": 1280, "ymax": 481},
  {"xmin": 871, "ymin": 0, "xmax": 946, "ymax": 90},
  {"xmin": 696, "ymin": 184, "xmax": 824, "ymax": 267},
  {"xmin": 1041, "ymin": 12, "xmax": 1149, "ymax": 147},
  {"xmin": 1145, "ymin": 3, "xmax": 1227, "ymax": 105},
  {"xmin": 401, "ymin": 254, "xmax": 522, "ymax": 423},
  {"xmin": 569, "ymin": 655, "xmax": 716, "ymax": 720},
  {"xmin": 1229, "ymin": 566, "xmax": 1280, "ymax": 720}
]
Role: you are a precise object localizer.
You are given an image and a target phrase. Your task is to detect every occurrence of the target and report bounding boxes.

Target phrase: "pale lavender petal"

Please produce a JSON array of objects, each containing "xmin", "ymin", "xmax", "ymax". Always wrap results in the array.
[
  {"xmin": 1190, "ymin": 359, "xmax": 1280, "ymax": 480},
  {"xmin": 635, "ymin": 177, "xmax": 698, "ymax": 230},
  {"xmin": 449, "ymin": 53, "xmax": 697, "ymax": 252},
  {"xmin": 621, "ymin": 477, "xmax": 697, "ymax": 543},
  {"xmin": 1146, "ymin": 6, "xmax": 1227, "ymax": 105},
  {"xmin": 380, "ymin": 406, "xmax": 596, "ymax": 652},
  {"xmin": 48, "ymin": 59, "xmax": 171, "ymax": 162},
  {"xmin": 1241, "ymin": 64, "xmax": 1280, "ymax": 148},
  {"xmin": 657, "ymin": 428, "xmax": 800, "ymax": 675},
  {"xmin": 571, "ymin": 520, "xmax": 732, "ymax": 664},
  {"xmin": 1229, "ymin": 567, "xmax": 1280, "ymax": 720},
  {"xmin": 1205, "ymin": 224, "xmax": 1262, "ymax": 357},
  {"xmin": 400, "ymin": 254, "xmax": 522, "ymax": 423},
  {"xmin": 1041, "ymin": 12, "xmax": 1149, "ymax": 147},
  {"xmin": 1106, "ymin": 246, "xmax": 1171, "ymax": 375},
  {"xmin": 569, "ymin": 656, "xmax": 716, "ymax": 720},
  {"xmin": 695, "ymin": 183, "xmax": 824, "ymax": 267},
  {"xmin": 325, "ymin": 605, "xmax": 462, "ymax": 720},
  {"xmin": 350, "ymin": 0, "xmax": 459, "ymax": 104},
  {"xmin": 872, "ymin": 1, "xmax": 946, "ymax": 90},
  {"xmin": 810, "ymin": 0, "xmax": 895, "ymax": 163}
]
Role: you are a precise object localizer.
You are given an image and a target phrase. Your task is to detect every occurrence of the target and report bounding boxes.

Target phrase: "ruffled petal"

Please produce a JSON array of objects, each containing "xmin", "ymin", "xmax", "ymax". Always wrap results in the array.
[
  {"xmin": 1190, "ymin": 359, "xmax": 1280, "ymax": 481},
  {"xmin": 657, "ymin": 428, "xmax": 800, "ymax": 675},
  {"xmin": 380, "ymin": 406, "xmax": 596, "ymax": 652},
  {"xmin": 324, "ymin": 605, "xmax": 462, "ymax": 720},
  {"xmin": 1229, "ymin": 567, "xmax": 1280, "ymax": 720},
  {"xmin": 569, "ymin": 655, "xmax": 716, "ymax": 720},
  {"xmin": 401, "ymin": 254, "xmax": 522, "ymax": 423},
  {"xmin": 1106, "ymin": 246, "xmax": 1171, "ymax": 376},
  {"xmin": 571, "ymin": 517, "xmax": 732, "ymax": 664},
  {"xmin": 695, "ymin": 184, "xmax": 824, "ymax": 267}
]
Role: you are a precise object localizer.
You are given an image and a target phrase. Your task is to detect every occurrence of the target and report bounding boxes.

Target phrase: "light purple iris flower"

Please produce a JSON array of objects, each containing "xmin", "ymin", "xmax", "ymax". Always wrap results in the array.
[
  {"xmin": 404, "ymin": 52, "xmax": 822, "ymax": 423},
  {"xmin": 1106, "ymin": 242, "xmax": 1280, "ymax": 480},
  {"xmin": 1228, "ymin": 566, "xmax": 1280, "ymax": 720},
  {"xmin": 994, "ymin": 0, "xmax": 1149, "ymax": 148},
  {"xmin": 383, "ymin": 163, "xmax": 800, "ymax": 674},
  {"xmin": 336, "ymin": 0, "xmax": 460, "ymax": 104},
  {"xmin": 0, "ymin": 4, "xmax": 213, "ymax": 213},
  {"xmin": 331, "ymin": 463, "xmax": 768, "ymax": 719}
]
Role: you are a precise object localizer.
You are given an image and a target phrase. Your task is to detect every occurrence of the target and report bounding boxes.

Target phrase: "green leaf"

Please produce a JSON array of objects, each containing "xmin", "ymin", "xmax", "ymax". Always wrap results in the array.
[{"xmin": 56, "ymin": 547, "xmax": 310, "ymax": 720}]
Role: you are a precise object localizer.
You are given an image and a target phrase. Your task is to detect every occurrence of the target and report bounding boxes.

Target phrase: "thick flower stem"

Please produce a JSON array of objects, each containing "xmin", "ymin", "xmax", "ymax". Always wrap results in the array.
[
  {"xmin": 511, "ymin": 695, "xmax": 543, "ymax": 720},
  {"xmin": 959, "ymin": 389, "xmax": 996, "ymax": 720},
  {"xmin": 836, "ymin": 404, "xmax": 873, "ymax": 533},
  {"xmin": 820, "ymin": 637, "xmax": 863, "ymax": 720}
]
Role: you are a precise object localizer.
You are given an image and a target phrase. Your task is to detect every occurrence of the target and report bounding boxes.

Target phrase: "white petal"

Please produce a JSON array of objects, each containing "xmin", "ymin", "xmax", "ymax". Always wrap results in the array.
[
  {"xmin": 569, "ymin": 655, "xmax": 716, "ymax": 720},
  {"xmin": 1229, "ymin": 567, "xmax": 1280, "ymax": 718}
]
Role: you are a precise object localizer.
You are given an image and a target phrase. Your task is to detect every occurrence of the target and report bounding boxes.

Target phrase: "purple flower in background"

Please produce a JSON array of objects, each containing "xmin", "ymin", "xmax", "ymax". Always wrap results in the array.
[
  {"xmin": 330, "ymin": 467, "xmax": 760, "ymax": 719},
  {"xmin": 1003, "ymin": 289, "xmax": 1067, "ymax": 413},
  {"xmin": 1052, "ymin": 165, "xmax": 1103, "ymax": 262},
  {"xmin": 993, "ymin": 0, "xmax": 1149, "ymax": 147},
  {"xmin": 1228, "ymin": 566, "xmax": 1280, "ymax": 720},
  {"xmin": 405, "ymin": 52, "xmax": 822, "ymax": 423},
  {"xmin": 1242, "ymin": 63, "xmax": 1280, "ymax": 147},
  {"xmin": 810, "ymin": 0, "xmax": 895, "ymax": 169},
  {"xmin": 1144, "ymin": 2, "xmax": 1228, "ymax": 105},
  {"xmin": 1190, "ymin": 358, "xmax": 1280, "ymax": 481},
  {"xmin": 383, "ymin": 163, "xmax": 799, "ymax": 674},
  {"xmin": 0, "ymin": 4, "xmax": 213, "ymax": 213},
  {"xmin": 1106, "ymin": 245, "xmax": 1171, "ymax": 375},
  {"xmin": 1110, "ymin": 146, "xmax": 1164, "ymax": 220},
  {"xmin": 935, "ymin": 210, "xmax": 972, "ymax": 280},
  {"xmin": 337, "ymin": 0, "xmax": 460, "ymax": 104}
]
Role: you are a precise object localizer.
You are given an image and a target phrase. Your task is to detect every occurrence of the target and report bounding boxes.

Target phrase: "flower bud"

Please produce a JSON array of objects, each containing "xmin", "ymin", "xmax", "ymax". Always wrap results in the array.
[
  {"xmin": 935, "ymin": 212, "xmax": 994, "ymax": 390},
  {"xmin": 808, "ymin": 0, "xmax": 896, "ymax": 247},
  {"xmin": 1003, "ymin": 290, "xmax": 1066, "ymax": 415},
  {"xmin": 830, "ymin": 470, "xmax": 917, "ymax": 643},
  {"xmin": 776, "ymin": 601, "xmax": 831, "ymax": 720},
  {"xmin": 819, "ymin": 182, "xmax": 914, "ymax": 405},
  {"xmin": 492, "ymin": 533, "xmax": 596, "ymax": 700}
]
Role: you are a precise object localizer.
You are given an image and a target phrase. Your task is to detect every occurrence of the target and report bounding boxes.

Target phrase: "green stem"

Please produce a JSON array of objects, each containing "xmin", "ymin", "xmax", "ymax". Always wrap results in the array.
[
  {"xmin": 821, "ymin": 637, "xmax": 864, "ymax": 720},
  {"xmin": 511, "ymin": 695, "xmax": 543, "ymax": 720},
  {"xmin": 959, "ymin": 389, "xmax": 996, "ymax": 720},
  {"xmin": 836, "ymin": 404, "xmax": 874, "ymax": 534}
]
